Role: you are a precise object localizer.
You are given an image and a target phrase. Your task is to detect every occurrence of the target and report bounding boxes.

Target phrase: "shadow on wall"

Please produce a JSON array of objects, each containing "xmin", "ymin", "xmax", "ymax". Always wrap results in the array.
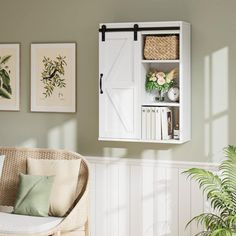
[
  {"xmin": 204, "ymin": 47, "xmax": 229, "ymax": 163},
  {"xmin": 103, "ymin": 147, "xmax": 174, "ymax": 161},
  {"xmin": 19, "ymin": 118, "xmax": 78, "ymax": 151}
]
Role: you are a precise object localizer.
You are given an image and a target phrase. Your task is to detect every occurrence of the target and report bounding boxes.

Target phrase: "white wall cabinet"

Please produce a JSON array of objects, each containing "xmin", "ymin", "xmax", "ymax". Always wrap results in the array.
[{"xmin": 99, "ymin": 21, "xmax": 191, "ymax": 144}]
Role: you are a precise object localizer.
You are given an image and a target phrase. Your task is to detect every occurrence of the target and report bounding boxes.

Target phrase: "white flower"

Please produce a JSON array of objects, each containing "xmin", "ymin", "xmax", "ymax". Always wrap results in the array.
[{"xmin": 149, "ymin": 75, "xmax": 157, "ymax": 81}]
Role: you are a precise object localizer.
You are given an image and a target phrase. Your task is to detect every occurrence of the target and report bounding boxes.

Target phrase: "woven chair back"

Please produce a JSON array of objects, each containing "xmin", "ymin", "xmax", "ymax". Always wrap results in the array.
[{"xmin": 0, "ymin": 147, "xmax": 89, "ymax": 211}]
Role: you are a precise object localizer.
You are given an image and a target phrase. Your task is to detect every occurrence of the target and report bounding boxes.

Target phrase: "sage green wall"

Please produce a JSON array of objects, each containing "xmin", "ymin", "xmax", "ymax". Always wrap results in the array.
[{"xmin": 0, "ymin": 0, "xmax": 235, "ymax": 162}]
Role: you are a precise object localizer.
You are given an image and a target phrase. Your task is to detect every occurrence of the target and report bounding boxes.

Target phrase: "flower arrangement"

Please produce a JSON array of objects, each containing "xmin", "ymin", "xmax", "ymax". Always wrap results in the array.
[{"xmin": 145, "ymin": 68, "xmax": 178, "ymax": 93}]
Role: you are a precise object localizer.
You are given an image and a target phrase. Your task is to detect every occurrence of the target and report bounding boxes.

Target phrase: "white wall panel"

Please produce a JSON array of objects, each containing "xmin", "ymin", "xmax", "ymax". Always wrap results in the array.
[
  {"xmin": 118, "ymin": 164, "xmax": 130, "ymax": 236},
  {"xmin": 166, "ymin": 168, "xmax": 179, "ymax": 236},
  {"xmin": 86, "ymin": 156, "xmax": 217, "ymax": 236},
  {"xmin": 89, "ymin": 163, "xmax": 96, "ymax": 236},
  {"xmin": 155, "ymin": 167, "xmax": 167, "ymax": 236},
  {"xmin": 178, "ymin": 168, "xmax": 191, "ymax": 236},
  {"xmin": 107, "ymin": 164, "xmax": 119, "ymax": 236},
  {"xmin": 190, "ymin": 179, "xmax": 204, "ymax": 234},
  {"xmin": 142, "ymin": 166, "xmax": 154, "ymax": 236},
  {"xmin": 95, "ymin": 164, "xmax": 108, "ymax": 236},
  {"xmin": 130, "ymin": 165, "xmax": 142, "ymax": 236}
]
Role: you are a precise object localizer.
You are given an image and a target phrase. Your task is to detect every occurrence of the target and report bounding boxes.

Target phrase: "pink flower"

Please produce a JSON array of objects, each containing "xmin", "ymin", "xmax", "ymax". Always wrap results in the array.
[
  {"xmin": 156, "ymin": 72, "xmax": 165, "ymax": 80},
  {"xmin": 157, "ymin": 77, "xmax": 165, "ymax": 85}
]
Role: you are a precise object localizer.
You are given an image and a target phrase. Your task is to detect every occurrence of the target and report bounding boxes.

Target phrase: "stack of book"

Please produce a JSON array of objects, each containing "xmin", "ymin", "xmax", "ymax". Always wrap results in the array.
[{"xmin": 141, "ymin": 106, "xmax": 173, "ymax": 140}]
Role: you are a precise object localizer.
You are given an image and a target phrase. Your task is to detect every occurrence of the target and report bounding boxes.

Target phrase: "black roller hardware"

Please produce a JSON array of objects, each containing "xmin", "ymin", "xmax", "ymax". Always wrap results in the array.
[
  {"xmin": 100, "ymin": 73, "xmax": 104, "ymax": 94},
  {"xmin": 101, "ymin": 25, "xmax": 106, "ymax": 41},
  {"xmin": 133, "ymin": 24, "xmax": 139, "ymax": 41}
]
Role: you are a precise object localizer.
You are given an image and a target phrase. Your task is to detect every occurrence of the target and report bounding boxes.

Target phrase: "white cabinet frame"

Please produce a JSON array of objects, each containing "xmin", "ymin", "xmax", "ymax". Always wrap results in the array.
[{"xmin": 99, "ymin": 21, "xmax": 191, "ymax": 144}]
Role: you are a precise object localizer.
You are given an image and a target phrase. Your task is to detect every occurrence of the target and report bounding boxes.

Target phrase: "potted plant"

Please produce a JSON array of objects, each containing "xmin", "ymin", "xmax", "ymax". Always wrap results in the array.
[
  {"xmin": 145, "ymin": 68, "xmax": 178, "ymax": 101},
  {"xmin": 184, "ymin": 145, "xmax": 236, "ymax": 236}
]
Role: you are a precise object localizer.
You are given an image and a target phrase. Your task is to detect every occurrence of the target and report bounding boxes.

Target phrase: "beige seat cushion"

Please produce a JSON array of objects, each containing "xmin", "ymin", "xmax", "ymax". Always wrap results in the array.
[
  {"xmin": 0, "ymin": 212, "xmax": 63, "ymax": 234},
  {"xmin": 27, "ymin": 158, "xmax": 81, "ymax": 217},
  {"xmin": 0, "ymin": 205, "xmax": 13, "ymax": 213}
]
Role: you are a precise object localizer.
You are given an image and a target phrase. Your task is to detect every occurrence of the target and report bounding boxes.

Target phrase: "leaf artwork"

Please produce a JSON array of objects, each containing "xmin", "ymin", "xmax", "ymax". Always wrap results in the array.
[
  {"xmin": 41, "ymin": 55, "xmax": 67, "ymax": 98},
  {"xmin": 0, "ymin": 55, "xmax": 12, "ymax": 99}
]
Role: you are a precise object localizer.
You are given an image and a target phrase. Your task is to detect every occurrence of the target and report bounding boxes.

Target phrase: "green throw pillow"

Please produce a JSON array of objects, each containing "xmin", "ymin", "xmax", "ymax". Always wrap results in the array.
[{"xmin": 14, "ymin": 173, "xmax": 54, "ymax": 217}]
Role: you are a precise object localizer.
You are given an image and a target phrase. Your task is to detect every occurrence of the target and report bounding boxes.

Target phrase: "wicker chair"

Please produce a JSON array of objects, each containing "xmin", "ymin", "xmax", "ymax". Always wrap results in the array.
[{"xmin": 0, "ymin": 147, "xmax": 90, "ymax": 236}]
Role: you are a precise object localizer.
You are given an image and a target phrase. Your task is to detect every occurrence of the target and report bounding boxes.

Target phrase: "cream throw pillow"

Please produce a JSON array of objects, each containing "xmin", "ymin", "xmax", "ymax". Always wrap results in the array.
[{"xmin": 27, "ymin": 158, "xmax": 81, "ymax": 217}]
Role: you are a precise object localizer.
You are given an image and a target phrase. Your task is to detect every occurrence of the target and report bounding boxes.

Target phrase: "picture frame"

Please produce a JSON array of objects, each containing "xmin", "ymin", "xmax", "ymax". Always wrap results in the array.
[
  {"xmin": 0, "ymin": 44, "xmax": 20, "ymax": 111},
  {"xmin": 31, "ymin": 43, "xmax": 76, "ymax": 113}
]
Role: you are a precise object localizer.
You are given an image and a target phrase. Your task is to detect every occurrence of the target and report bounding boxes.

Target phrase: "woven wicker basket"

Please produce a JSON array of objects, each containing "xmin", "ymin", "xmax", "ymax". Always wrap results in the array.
[{"xmin": 144, "ymin": 35, "xmax": 179, "ymax": 60}]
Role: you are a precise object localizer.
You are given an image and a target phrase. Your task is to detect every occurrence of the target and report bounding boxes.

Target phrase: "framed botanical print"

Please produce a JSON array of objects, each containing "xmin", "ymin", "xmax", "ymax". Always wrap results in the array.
[
  {"xmin": 0, "ymin": 44, "xmax": 20, "ymax": 111},
  {"xmin": 31, "ymin": 43, "xmax": 76, "ymax": 112}
]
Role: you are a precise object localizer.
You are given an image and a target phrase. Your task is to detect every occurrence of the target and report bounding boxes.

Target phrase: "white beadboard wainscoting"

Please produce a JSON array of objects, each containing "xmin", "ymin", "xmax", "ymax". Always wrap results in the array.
[{"xmin": 86, "ymin": 156, "xmax": 217, "ymax": 236}]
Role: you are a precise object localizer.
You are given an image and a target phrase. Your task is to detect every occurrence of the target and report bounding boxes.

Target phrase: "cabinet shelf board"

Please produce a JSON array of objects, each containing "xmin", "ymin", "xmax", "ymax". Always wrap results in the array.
[
  {"xmin": 142, "ymin": 102, "xmax": 180, "ymax": 107},
  {"xmin": 141, "ymin": 30, "xmax": 180, "ymax": 35},
  {"xmin": 142, "ymin": 60, "xmax": 180, "ymax": 63},
  {"xmin": 99, "ymin": 137, "xmax": 187, "ymax": 144}
]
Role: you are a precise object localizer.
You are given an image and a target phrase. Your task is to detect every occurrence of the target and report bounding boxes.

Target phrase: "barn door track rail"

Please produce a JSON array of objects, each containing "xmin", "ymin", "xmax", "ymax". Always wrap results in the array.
[{"xmin": 99, "ymin": 24, "xmax": 180, "ymax": 41}]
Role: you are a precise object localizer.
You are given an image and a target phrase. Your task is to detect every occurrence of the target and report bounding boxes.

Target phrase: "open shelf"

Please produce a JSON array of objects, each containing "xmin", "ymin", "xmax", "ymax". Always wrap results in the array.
[{"xmin": 140, "ymin": 30, "xmax": 182, "ymax": 142}]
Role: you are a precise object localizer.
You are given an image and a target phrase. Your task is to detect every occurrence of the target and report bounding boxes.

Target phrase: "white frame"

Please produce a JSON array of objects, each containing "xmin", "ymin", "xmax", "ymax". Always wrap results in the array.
[
  {"xmin": 0, "ymin": 44, "xmax": 20, "ymax": 111},
  {"xmin": 31, "ymin": 43, "xmax": 76, "ymax": 113}
]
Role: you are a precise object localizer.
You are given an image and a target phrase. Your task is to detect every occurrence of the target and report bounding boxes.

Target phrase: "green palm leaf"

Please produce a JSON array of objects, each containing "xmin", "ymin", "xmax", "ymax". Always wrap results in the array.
[
  {"xmin": 220, "ymin": 146, "xmax": 236, "ymax": 193},
  {"xmin": 183, "ymin": 168, "xmax": 233, "ymax": 214},
  {"xmin": 195, "ymin": 231, "xmax": 211, "ymax": 236},
  {"xmin": 211, "ymin": 228, "xmax": 233, "ymax": 236},
  {"xmin": 183, "ymin": 146, "xmax": 236, "ymax": 236},
  {"xmin": 186, "ymin": 213, "xmax": 226, "ymax": 230}
]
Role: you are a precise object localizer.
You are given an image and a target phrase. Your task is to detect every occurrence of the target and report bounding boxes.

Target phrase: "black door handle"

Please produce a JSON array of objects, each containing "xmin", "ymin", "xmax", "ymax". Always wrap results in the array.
[{"xmin": 100, "ymin": 73, "xmax": 103, "ymax": 94}]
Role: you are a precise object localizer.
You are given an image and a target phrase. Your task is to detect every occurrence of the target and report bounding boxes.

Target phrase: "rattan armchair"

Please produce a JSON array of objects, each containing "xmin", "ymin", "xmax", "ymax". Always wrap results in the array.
[{"xmin": 0, "ymin": 147, "xmax": 90, "ymax": 236}]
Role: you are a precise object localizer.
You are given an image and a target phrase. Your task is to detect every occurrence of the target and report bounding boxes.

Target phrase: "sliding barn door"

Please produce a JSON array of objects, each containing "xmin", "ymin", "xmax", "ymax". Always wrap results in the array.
[{"xmin": 99, "ymin": 32, "xmax": 139, "ymax": 140}]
